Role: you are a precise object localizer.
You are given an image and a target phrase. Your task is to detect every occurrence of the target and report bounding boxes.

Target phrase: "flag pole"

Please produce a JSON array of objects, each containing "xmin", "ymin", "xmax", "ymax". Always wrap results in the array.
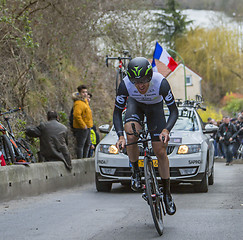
[{"xmin": 168, "ymin": 49, "xmax": 187, "ymax": 101}]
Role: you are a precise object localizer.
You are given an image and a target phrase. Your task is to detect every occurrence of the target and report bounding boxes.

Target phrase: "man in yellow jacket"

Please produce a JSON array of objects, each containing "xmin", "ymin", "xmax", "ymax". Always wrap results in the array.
[{"xmin": 72, "ymin": 85, "xmax": 93, "ymax": 158}]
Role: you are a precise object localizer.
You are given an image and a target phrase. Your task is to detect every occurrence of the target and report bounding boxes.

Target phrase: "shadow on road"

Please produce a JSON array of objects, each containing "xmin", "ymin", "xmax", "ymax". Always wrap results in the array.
[{"xmin": 107, "ymin": 182, "xmax": 198, "ymax": 195}]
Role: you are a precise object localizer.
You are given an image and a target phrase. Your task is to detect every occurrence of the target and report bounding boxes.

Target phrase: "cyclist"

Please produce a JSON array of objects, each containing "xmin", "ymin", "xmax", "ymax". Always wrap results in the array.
[{"xmin": 113, "ymin": 57, "xmax": 178, "ymax": 215}]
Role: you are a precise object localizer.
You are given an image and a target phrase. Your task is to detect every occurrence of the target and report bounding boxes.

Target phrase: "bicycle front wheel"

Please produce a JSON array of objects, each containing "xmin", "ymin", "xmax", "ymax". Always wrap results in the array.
[
  {"xmin": 0, "ymin": 135, "xmax": 16, "ymax": 164},
  {"xmin": 144, "ymin": 156, "xmax": 164, "ymax": 236}
]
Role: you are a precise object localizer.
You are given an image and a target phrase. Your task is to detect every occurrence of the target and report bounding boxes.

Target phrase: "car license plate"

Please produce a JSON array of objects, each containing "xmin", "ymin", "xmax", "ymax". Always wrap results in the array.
[{"xmin": 138, "ymin": 159, "xmax": 158, "ymax": 168}]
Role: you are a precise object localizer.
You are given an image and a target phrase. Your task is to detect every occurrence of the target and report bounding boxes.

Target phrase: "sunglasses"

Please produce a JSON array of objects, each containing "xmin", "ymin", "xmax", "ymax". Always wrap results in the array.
[{"xmin": 130, "ymin": 76, "xmax": 150, "ymax": 84}]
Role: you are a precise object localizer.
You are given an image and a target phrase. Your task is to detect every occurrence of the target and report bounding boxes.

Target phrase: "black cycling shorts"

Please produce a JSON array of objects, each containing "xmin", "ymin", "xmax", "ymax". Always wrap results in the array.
[{"xmin": 124, "ymin": 97, "xmax": 166, "ymax": 141}]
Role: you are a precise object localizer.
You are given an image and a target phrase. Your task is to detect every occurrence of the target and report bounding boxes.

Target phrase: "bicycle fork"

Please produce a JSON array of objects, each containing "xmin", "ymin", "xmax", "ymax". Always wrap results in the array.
[{"xmin": 142, "ymin": 185, "xmax": 167, "ymax": 216}]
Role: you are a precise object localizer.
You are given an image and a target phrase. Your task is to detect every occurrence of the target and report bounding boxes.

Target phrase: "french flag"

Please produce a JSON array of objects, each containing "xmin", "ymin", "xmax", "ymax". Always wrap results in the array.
[{"xmin": 152, "ymin": 42, "xmax": 178, "ymax": 72}]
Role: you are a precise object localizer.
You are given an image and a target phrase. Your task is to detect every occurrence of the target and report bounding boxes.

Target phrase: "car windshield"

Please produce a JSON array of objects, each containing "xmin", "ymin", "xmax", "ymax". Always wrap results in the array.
[
  {"xmin": 112, "ymin": 108, "xmax": 200, "ymax": 132},
  {"xmin": 165, "ymin": 108, "xmax": 199, "ymax": 131}
]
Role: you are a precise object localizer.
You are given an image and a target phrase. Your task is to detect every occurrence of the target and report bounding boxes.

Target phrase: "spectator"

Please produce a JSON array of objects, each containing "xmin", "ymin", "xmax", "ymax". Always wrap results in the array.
[
  {"xmin": 85, "ymin": 92, "xmax": 100, "ymax": 157},
  {"xmin": 26, "ymin": 111, "xmax": 72, "ymax": 170},
  {"xmin": 72, "ymin": 85, "xmax": 93, "ymax": 158},
  {"xmin": 208, "ymin": 119, "xmax": 219, "ymax": 157},
  {"xmin": 207, "ymin": 117, "xmax": 213, "ymax": 124},
  {"xmin": 216, "ymin": 120, "xmax": 225, "ymax": 158},
  {"xmin": 88, "ymin": 125, "xmax": 100, "ymax": 157},
  {"xmin": 217, "ymin": 116, "xmax": 238, "ymax": 165},
  {"xmin": 230, "ymin": 118, "xmax": 237, "ymax": 125},
  {"xmin": 87, "ymin": 92, "xmax": 92, "ymax": 103}
]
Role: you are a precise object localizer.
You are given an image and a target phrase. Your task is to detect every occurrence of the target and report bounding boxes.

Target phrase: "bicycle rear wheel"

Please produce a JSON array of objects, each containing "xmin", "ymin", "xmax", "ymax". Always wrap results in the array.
[
  {"xmin": 115, "ymin": 69, "xmax": 124, "ymax": 95},
  {"xmin": 0, "ymin": 135, "xmax": 16, "ymax": 164},
  {"xmin": 144, "ymin": 156, "xmax": 164, "ymax": 235}
]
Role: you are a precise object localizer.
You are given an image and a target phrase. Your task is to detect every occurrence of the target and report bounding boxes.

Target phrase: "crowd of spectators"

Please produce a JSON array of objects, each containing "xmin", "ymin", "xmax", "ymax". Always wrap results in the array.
[{"xmin": 206, "ymin": 111, "xmax": 243, "ymax": 165}]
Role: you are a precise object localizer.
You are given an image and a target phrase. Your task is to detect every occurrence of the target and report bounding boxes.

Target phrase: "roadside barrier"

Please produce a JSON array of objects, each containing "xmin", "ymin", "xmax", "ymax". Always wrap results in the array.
[{"xmin": 0, "ymin": 158, "xmax": 94, "ymax": 202}]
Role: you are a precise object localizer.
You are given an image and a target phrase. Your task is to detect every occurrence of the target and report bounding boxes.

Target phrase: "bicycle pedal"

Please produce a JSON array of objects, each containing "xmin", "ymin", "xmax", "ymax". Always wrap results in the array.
[{"xmin": 142, "ymin": 193, "xmax": 148, "ymax": 202}]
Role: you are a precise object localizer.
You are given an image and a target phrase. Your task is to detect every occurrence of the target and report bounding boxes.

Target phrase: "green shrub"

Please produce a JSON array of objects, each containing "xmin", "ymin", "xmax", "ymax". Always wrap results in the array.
[{"xmin": 223, "ymin": 98, "xmax": 243, "ymax": 116}]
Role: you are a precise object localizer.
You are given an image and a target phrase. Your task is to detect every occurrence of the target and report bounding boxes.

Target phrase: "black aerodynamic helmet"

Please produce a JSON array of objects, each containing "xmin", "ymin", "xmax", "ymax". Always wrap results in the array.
[{"xmin": 126, "ymin": 57, "xmax": 153, "ymax": 84}]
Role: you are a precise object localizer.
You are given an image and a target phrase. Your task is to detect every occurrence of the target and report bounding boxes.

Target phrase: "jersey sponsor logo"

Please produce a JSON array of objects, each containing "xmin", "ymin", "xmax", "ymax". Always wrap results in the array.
[
  {"xmin": 116, "ymin": 95, "xmax": 126, "ymax": 105},
  {"xmin": 131, "ymin": 114, "xmax": 140, "ymax": 120},
  {"xmin": 141, "ymin": 97, "xmax": 152, "ymax": 101},
  {"xmin": 145, "ymin": 93, "xmax": 156, "ymax": 96},
  {"xmin": 131, "ymin": 66, "xmax": 143, "ymax": 77},
  {"xmin": 115, "ymin": 104, "xmax": 125, "ymax": 109},
  {"xmin": 148, "ymin": 88, "xmax": 155, "ymax": 93},
  {"xmin": 165, "ymin": 90, "xmax": 173, "ymax": 102}
]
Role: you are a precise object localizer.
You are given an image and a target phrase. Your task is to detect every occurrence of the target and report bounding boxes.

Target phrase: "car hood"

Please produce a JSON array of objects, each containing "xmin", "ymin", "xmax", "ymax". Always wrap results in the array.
[
  {"xmin": 99, "ymin": 130, "xmax": 205, "ymax": 146},
  {"xmin": 169, "ymin": 130, "xmax": 204, "ymax": 145},
  {"xmin": 99, "ymin": 130, "xmax": 122, "ymax": 145}
]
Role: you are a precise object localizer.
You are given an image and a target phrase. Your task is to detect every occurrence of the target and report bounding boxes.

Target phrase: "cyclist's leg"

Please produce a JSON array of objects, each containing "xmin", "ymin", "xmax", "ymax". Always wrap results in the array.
[
  {"xmin": 124, "ymin": 97, "xmax": 143, "ymax": 161},
  {"xmin": 124, "ymin": 97, "xmax": 143, "ymax": 190},
  {"xmin": 124, "ymin": 121, "xmax": 141, "ymax": 161},
  {"xmin": 145, "ymin": 101, "xmax": 169, "ymax": 178},
  {"xmin": 152, "ymin": 141, "xmax": 176, "ymax": 215},
  {"xmin": 152, "ymin": 142, "xmax": 169, "ymax": 179}
]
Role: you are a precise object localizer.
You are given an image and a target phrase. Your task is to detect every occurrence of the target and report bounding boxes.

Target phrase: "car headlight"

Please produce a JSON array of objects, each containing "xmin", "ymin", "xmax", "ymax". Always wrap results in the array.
[
  {"xmin": 99, "ymin": 144, "xmax": 119, "ymax": 154},
  {"xmin": 177, "ymin": 144, "xmax": 201, "ymax": 154}
]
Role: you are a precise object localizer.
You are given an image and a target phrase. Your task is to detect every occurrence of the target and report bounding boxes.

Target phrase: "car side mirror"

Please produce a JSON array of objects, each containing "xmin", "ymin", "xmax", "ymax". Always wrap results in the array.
[
  {"xmin": 203, "ymin": 124, "xmax": 218, "ymax": 134},
  {"xmin": 99, "ymin": 124, "xmax": 110, "ymax": 134}
]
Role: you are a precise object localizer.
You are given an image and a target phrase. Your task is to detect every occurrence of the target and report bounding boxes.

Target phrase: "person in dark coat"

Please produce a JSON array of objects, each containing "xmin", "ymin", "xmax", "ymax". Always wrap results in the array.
[
  {"xmin": 26, "ymin": 111, "xmax": 72, "ymax": 170},
  {"xmin": 218, "ymin": 116, "xmax": 238, "ymax": 165}
]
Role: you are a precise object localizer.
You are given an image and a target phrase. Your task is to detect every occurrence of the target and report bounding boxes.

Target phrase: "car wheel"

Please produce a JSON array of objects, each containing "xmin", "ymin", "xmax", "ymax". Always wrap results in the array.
[
  {"xmin": 194, "ymin": 161, "xmax": 209, "ymax": 193},
  {"xmin": 208, "ymin": 163, "xmax": 214, "ymax": 185},
  {"xmin": 95, "ymin": 173, "xmax": 112, "ymax": 192}
]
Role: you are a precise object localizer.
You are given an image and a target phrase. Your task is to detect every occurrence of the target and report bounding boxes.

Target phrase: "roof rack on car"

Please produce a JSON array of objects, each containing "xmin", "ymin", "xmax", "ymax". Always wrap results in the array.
[{"xmin": 175, "ymin": 95, "xmax": 206, "ymax": 111}]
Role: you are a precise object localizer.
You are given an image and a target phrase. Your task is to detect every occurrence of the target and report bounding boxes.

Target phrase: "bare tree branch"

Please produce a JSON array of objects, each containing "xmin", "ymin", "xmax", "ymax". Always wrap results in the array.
[{"xmin": 15, "ymin": 0, "xmax": 38, "ymax": 19}]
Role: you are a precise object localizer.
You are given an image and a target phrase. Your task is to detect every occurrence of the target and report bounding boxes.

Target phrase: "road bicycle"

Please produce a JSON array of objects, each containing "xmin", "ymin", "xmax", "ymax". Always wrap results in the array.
[
  {"xmin": 105, "ymin": 50, "xmax": 132, "ymax": 94},
  {"xmin": 125, "ymin": 122, "xmax": 166, "ymax": 236},
  {"xmin": 0, "ymin": 108, "xmax": 36, "ymax": 165}
]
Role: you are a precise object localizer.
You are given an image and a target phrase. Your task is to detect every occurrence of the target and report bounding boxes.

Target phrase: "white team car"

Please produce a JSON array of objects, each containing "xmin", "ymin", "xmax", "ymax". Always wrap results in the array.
[{"xmin": 95, "ymin": 101, "xmax": 218, "ymax": 193}]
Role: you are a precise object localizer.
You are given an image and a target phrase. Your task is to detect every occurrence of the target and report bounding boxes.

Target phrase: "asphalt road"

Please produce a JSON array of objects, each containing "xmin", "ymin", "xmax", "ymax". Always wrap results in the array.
[{"xmin": 0, "ymin": 162, "xmax": 243, "ymax": 240}]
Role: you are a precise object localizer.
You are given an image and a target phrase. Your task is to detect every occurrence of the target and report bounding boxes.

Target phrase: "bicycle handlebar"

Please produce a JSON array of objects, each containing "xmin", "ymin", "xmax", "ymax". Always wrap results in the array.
[
  {"xmin": 0, "ymin": 107, "xmax": 21, "ymax": 116},
  {"xmin": 125, "ymin": 138, "xmax": 152, "ymax": 147},
  {"xmin": 105, "ymin": 55, "xmax": 132, "ymax": 67},
  {"xmin": 125, "ymin": 123, "xmax": 165, "ymax": 147}
]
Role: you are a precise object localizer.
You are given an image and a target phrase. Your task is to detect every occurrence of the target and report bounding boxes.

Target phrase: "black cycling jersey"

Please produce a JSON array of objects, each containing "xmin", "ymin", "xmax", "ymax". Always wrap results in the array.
[{"xmin": 113, "ymin": 72, "xmax": 178, "ymax": 138}]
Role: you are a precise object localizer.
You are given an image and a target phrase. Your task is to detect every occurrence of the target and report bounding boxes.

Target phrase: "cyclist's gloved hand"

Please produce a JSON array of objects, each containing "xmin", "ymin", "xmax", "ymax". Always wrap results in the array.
[
  {"xmin": 116, "ymin": 136, "xmax": 126, "ymax": 152},
  {"xmin": 160, "ymin": 129, "xmax": 170, "ymax": 144}
]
